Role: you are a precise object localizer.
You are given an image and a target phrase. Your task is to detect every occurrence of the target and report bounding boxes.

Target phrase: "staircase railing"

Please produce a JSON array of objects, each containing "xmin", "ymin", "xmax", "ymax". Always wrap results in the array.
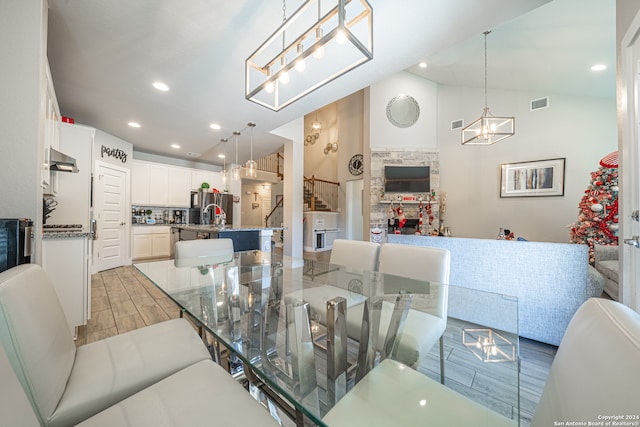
[
  {"xmin": 256, "ymin": 152, "xmax": 284, "ymax": 179},
  {"xmin": 304, "ymin": 175, "xmax": 340, "ymax": 212},
  {"xmin": 265, "ymin": 195, "xmax": 284, "ymax": 227}
]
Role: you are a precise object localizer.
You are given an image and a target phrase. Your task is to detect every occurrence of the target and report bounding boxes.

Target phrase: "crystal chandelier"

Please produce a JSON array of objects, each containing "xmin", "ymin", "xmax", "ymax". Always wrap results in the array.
[{"xmin": 462, "ymin": 31, "xmax": 515, "ymax": 145}]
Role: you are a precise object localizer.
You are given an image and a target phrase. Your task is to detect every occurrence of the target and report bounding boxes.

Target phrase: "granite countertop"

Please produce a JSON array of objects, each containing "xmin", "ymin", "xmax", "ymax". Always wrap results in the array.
[
  {"xmin": 42, "ymin": 231, "xmax": 94, "ymax": 239},
  {"xmin": 171, "ymin": 224, "xmax": 284, "ymax": 232}
]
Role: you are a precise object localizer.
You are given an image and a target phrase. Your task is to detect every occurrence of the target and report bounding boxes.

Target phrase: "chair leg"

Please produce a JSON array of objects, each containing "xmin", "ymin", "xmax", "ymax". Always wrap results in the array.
[{"xmin": 439, "ymin": 335, "xmax": 445, "ymax": 385}]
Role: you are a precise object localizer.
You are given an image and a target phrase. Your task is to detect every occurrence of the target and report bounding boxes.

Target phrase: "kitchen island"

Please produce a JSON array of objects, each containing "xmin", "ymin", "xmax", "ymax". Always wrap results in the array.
[{"xmin": 171, "ymin": 225, "xmax": 284, "ymax": 252}]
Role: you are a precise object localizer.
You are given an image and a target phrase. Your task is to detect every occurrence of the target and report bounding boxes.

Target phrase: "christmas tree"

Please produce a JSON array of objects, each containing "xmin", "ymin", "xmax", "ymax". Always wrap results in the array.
[{"xmin": 569, "ymin": 151, "xmax": 619, "ymax": 263}]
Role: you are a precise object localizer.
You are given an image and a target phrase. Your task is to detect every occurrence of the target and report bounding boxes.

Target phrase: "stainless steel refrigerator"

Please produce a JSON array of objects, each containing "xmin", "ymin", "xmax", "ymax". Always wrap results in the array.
[{"xmin": 189, "ymin": 191, "xmax": 233, "ymax": 225}]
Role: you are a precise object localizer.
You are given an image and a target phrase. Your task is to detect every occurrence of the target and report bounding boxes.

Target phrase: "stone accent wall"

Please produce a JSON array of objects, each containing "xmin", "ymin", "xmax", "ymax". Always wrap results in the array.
[{"xmin": 370, "ymin": 149, "xmax": 440, "ymax": 241}]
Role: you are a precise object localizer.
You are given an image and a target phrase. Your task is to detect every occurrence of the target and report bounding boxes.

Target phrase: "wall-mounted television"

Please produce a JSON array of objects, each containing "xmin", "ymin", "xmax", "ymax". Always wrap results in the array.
[{"xmin": 384, "ymin": 166, "xmax": 430, "ymax": 193}]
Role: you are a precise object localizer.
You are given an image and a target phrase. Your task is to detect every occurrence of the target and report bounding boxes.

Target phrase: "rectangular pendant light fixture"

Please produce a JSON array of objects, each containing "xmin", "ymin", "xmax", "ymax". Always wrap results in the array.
[
  {"xmin": 245, "ymin": 0, "xmax": 373, "ymax": 112},
  {"xmin": 461, "ymin": 31, "xmax": 515, "ymax": 146}
]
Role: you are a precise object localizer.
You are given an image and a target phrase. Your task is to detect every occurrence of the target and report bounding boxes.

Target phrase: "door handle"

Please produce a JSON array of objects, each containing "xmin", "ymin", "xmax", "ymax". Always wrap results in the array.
[
  {"xmin": 623, "ymin": 236, "xmax": 640, "ymax": 248},
  {"xmin": 632, "ymin": 210, "xmax": 640, "ymax": 222},
  {"xmin": 120, "ymin": 221, "xmax": 126, "ymax": 226},
  {"xmin": 91, "ymin": 219, "xmax": 98, "ymax": 241}
]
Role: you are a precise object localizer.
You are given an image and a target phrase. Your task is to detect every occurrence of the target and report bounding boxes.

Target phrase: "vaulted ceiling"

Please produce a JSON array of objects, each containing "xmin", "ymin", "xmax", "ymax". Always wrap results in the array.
[{"xmin": 47, "ymin": 0, "xmax": 613, "ymax": 168}]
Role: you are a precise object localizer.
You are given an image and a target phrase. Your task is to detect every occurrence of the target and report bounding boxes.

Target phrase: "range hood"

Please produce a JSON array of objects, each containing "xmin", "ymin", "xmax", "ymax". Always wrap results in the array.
[{"xmin": 49, "ymin": 147, "xmax": 79, "ymax": 173}]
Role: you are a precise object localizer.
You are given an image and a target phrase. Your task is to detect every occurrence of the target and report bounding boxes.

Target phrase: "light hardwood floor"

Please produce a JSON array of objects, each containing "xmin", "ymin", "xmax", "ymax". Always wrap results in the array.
[{"xmin": 79, "ymin": 249, "xmax": 555, "ymax": 426}]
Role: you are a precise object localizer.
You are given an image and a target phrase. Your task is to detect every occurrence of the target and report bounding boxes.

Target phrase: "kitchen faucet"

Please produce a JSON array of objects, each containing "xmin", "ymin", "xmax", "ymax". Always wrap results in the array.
[{"xmin": 203, "ymin": 203, "xmax": 226, "ymax": 227}]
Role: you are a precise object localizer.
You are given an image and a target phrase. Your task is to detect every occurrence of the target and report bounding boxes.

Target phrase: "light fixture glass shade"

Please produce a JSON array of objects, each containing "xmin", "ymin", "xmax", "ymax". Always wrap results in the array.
[
  {"xmin": 462, "ymin": 108, "xmax": 515, "ymax": 145},
  {"xmin": 245, "ymin": 122, "xmax": 257, "ymax": 178},
  {"xmin": 232, "ymin": 131, "xmax": 241, "ymax": 181},
  {"xmin": 221, "ymin": 169, "xmax": 228, "ymax": 183},
  {"xmin": 245, "ymin": 0, "xmax": 373, "ymax": 111},
  {"xmin": 232, "ymin": 166, "xmax": 241, "ymax": 181},
  {"xmin": 245, "ymin": 160, "xmax": 258, "ymax": 178}
]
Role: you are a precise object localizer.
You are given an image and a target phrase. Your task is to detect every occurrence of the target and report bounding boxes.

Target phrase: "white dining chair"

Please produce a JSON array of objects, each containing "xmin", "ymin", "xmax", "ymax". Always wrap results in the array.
[
  {"xmin": 329, "ymin": 239, "xmax": 381, "ymax": 271},
  {"xmin": 324, "ymin": 298, "xmax": 640, "ymax": 427},
  {"xmin": 174, "ymin": 238, "xmax": 234, "ymax": 267},
  {"xmin": 286, "ymin": 239, "xmax": 380, "ymax": 322},
  {"xmin": 0, "ymin": 332, "xmax": 279, "ymax": 427},
  {"xmin": 376, "ymin": 243, "xmax": 450, "ymax": 382},
  {"xmin": 0, "ymin": 264, "xmax": 212, "ymax": 427}
]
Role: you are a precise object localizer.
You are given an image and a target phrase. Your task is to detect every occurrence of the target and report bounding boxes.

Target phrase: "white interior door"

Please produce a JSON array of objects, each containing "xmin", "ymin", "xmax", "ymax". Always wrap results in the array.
[
  {"xmin": 621, "ymin": 12, "xmax": 640, "ymax": 311},
  {"xmin": 345, "ymin": 179, "xmax": 364, "ymax": 240},
  {"xmin": 94, "ymin": 161, "xmax": 130, "ymax": 272}
]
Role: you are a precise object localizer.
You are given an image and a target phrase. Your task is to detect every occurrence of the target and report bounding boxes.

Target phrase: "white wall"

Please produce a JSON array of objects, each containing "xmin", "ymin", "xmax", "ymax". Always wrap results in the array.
[
  {"xmin": 93, "ymin": 129, "xmax": 133, "ymax": 170},
  {"xmin": 364, "ymin": 70, "xmax": 617, "ymax": 243},
  {"xmin": 0, "ymin": 0, "xmax": 47, "ymax": 262},
  {"xmin": 369, "ymin": 71, "xmax": 438, "ymax": 150},
  {"xmin": 437, "ymin": 85, "xmax": 617, "ymax": 242}
]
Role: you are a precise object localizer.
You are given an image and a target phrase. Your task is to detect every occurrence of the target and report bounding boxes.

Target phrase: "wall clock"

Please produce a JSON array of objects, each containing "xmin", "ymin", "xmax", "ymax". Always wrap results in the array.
[{"xmin": 349, "ymin": 154, "xmax": 364, "ymax": 176}]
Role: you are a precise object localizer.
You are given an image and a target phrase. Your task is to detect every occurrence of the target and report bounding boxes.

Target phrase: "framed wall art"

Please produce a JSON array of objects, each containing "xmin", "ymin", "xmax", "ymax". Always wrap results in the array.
[{"xmin": 500, "ymin": 158, "xmax": 565, "ymax": 198}]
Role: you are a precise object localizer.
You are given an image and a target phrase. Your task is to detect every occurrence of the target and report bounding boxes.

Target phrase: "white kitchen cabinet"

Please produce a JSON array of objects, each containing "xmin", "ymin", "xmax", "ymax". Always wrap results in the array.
[
  {"xmin": 148, "ymin": 164, "xmax": 169, "ymax": 206},
  {"xmin": 132, "ymin": 233, "xmax": 152, "ymax": 259},
  {"xmin": 168, "ymin": 167, "xmax": 191, "ymax": 207},
  {"xmin": 132, "ymin": 160, "xmax": 169, "ymax": 206},
  {"xmin": 191, "ymin": 170, "xmax": 222, "ymax": 191},
  {"xmin": 152, "ymin": 231, "xmax": 170, "ymax": 257},
  {"xmin": 133, "ymin": 160, "xmax": 223, "ymax": 206},
  {"xmin": 131, "ymin": 160, "xmax": 150, "ymax": 204},
  {"xmin": 132, "ymin": 226, "xmax": 170, "ymax": 259},
  {"xmin": 42, "ymin": 236, "xmax": 91, "ymax": 337}
]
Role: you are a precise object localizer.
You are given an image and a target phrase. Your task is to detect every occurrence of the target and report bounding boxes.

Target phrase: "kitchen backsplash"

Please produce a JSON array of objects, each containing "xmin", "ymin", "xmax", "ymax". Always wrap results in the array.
[{"xmin": 132, "ymin": 206, "xmax": 188, "ymax": 225}]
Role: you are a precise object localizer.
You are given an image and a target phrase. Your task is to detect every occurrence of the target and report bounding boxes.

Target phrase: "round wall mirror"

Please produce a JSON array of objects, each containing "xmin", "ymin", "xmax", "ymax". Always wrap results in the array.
[{"xmin": 386, "ymin": 94, "xmax": 420, "ymax": 128}]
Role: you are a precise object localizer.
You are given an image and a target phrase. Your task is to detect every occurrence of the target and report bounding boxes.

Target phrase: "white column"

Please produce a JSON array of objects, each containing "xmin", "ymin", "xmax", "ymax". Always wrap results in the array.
[{"xmin": 272, "ymin": 118, "xmax": 304, "ymax": 258}]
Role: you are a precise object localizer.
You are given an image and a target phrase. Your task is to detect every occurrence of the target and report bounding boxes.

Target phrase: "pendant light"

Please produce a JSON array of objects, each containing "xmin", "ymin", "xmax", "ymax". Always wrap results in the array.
[
  {"xmin": 461, "ymin": 30, "xmax": 515, "ymax": 145},
  {"xmin": 245, "ymin": 0, "xmax": 373, "ymax": 111},
  {"xmin": 220, "ymin": 138, "xmax": 228, "ymax": 184},
  {"xmin": 232, "ymin": 131, "xmax": 241, "ymax": 181},
  {"xmin": 245, "ymin": 123, "xmax": 257, "ymax": 178},
  {"xmin": 311, "ymin": 111, "xmax": 322, "ymax": 133}
]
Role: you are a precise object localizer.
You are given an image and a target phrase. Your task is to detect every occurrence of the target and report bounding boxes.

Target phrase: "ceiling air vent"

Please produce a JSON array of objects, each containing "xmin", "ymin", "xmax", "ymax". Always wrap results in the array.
[
  {"xmin": 530, "ymin": 97, "xmax": 549, "ymax": 111},
  {"xmin": 186, "ymin": 152, "xmax": 201, "ymax": 157},
  {"xmin": 451, "ymin": 119, "xmax": 464, "ymax": 130}
]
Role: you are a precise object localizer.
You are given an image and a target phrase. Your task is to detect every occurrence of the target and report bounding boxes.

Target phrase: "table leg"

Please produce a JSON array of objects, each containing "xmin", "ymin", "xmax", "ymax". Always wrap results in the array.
[
  {"xmin": 356, "ymin": 296, "xmax": 383, "ymax": 382},
  {"xmin": 382, "ymin": 293, "xmax": 412, "ymax": 360},
  {"xmin": 286, "ymin": 301, "xmax": 318, "ymax": 397},
  {"xmin": 326, "ymin": 297, "xmax": 347, "ymax": 405}
]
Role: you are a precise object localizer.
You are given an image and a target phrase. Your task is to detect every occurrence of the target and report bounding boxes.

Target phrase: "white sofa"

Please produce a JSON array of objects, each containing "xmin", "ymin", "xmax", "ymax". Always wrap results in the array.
[{"xmin": 388, "ymin": 235, "xmax": 596, "ymax": 346}]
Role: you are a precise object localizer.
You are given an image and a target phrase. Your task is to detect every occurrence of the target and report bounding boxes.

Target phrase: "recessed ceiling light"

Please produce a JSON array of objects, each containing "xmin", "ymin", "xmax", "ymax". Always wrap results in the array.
[
  {"xmin": 152, "ymin": 81, "xmax": 169, "ymax": 91},
  {"xmin": 128, "ymin": 121, "xmax": 141, "ymax": 128},
  {"xmin": 217, "ymin": 154, "xmax": 225, "ymax": 159},
  {"xmin": 210, "ymin": 123, "xmax": 221, "ymax": 130},
  {"xmin": 591, "ymin": 64, "xmax": 607, "ymax": 71},
  {"xmin": 171, "ymin": 144, "xmax": 181, "ymax": 149},
  {"xmin": 419, "ymin": 62, "xmax": 427, "ymax": 68}
]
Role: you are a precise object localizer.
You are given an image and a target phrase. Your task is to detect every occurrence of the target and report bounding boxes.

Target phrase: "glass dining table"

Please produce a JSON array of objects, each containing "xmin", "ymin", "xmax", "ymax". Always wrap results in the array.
[{"xmin": 135, "ymin": 250, "xmax": 520, "ymax": 426}]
